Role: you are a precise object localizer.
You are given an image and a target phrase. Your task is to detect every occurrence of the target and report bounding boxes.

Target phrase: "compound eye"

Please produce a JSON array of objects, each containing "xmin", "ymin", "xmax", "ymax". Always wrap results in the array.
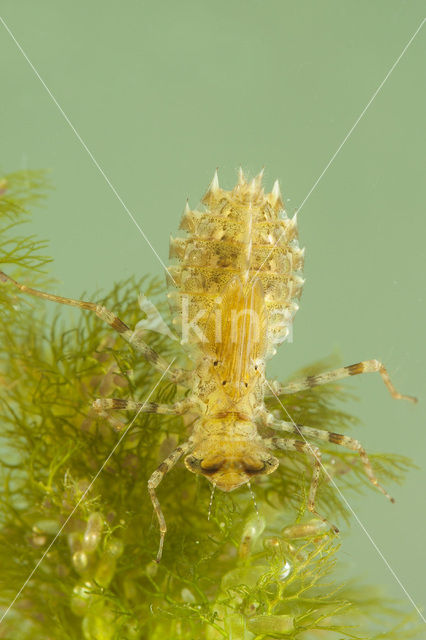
[
  {"xmin": 184, "ymin": 455, "xmax": 202, "ymax": 473},
  {"xmin": 262, "ymin": 455, "xmax": 279, "ymax": 474}
]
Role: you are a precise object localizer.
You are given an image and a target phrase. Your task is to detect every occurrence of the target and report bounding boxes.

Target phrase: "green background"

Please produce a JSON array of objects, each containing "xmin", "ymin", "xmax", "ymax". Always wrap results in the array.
[{"xmin": 1, "ymin": 0, "xmax": 425, "ymax": 622}]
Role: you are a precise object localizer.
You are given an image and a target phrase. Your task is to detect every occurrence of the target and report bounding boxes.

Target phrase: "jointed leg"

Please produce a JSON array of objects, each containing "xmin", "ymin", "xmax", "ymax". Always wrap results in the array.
[
  {"xmin": 92, "ymin": 397, "xmax": 196, "ymax": 431},
  {"xmin": 266, "ymin": 359, "xmax": 417, "ymax": 403},
  {"xmin": 0, "ymin": 271, "xmax": 187, "ymax": 385},
  {"xmin": 265, "ymin": 436, "xmax": 338, "ymax": 533},
  {"xmin": 148, "ymin": 441, "xmax": 192, "ymax": 562},
  {"xmin": 265, "ymin": 416, "xmax": 394, "ymax": 502}
]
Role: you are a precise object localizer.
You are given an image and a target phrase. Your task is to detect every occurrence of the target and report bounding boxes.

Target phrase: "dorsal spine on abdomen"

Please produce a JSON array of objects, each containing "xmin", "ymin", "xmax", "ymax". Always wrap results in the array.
[{"xmin": 168, "ymin": 169, "xmax": 305, "ymax": 358}]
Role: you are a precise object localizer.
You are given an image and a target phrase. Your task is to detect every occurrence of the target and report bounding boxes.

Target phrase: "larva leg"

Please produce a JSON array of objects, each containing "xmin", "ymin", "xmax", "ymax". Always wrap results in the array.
[
  {"xmin": 265, "ymin": 436, "xmax": 338, "ymax": 533},
  {"xmin": 92, "ymin": 397, "xmax": 196, "ymax": 431},
  {"xmin": 148, "ymin": 441, "xmax": 192, "ymax": 562},
  {"xmin": 0, "ymin": 271, "xmax": 187, "ymax": 385},
  {"xmin": 266, "ymin": 360, "xmax": 417, "ymax": 403},
  {"xmin": 265, "ymin": 416, "xmax": 394, "ymax": 502}
]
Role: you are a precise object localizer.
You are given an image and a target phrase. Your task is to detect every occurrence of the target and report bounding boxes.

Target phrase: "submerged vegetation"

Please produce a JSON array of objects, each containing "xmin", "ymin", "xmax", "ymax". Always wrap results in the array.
[{"xmin": 0, "ymin": 170, "xmax": 421, "ymax": 638}]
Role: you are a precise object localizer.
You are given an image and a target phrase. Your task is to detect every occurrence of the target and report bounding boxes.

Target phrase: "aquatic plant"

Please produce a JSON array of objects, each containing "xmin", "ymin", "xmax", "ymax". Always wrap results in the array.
[{"xmin": 0, "ymin": 170, "xmax": 421, "ymax": 639}]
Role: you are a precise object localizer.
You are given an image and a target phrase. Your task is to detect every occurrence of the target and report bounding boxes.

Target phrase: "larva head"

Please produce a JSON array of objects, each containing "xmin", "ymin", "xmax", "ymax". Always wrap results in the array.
[{"xmin": 184, "ymin": 438, "xmax": 279, "ymax": 492}]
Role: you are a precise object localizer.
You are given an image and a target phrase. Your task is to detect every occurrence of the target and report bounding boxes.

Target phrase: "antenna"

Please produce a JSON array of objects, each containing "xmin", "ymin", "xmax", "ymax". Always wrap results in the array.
[
  {"xmin": 247, "ymin": 480, "xmax": 260, "ymax": 522},
  {"xmin": 207, "ymin": 482, "xmax": 216, "ymax": 521}
]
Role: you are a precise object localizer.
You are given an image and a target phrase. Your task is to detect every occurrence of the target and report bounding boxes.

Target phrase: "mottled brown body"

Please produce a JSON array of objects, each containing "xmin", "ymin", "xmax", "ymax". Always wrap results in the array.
[{"xmin": 0, "ymin": 168, "xmax": 416, "ymax": 562}]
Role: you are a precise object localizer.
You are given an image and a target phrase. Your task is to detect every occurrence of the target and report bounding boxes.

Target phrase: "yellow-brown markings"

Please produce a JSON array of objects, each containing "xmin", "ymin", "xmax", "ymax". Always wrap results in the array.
[
  {"xmin": 346, "ymin": 362, "xmax": 364, "ymax": 376},
  {"xmin": 328, "ymin": 432, "xmax": 345, "ymax": 445}
]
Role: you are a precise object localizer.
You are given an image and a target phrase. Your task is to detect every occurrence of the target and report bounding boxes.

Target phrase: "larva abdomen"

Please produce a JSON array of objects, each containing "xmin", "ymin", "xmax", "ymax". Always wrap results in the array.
[{"xmin": 169, "ymin": 170, "xmax": 304, "ymax": 353}]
